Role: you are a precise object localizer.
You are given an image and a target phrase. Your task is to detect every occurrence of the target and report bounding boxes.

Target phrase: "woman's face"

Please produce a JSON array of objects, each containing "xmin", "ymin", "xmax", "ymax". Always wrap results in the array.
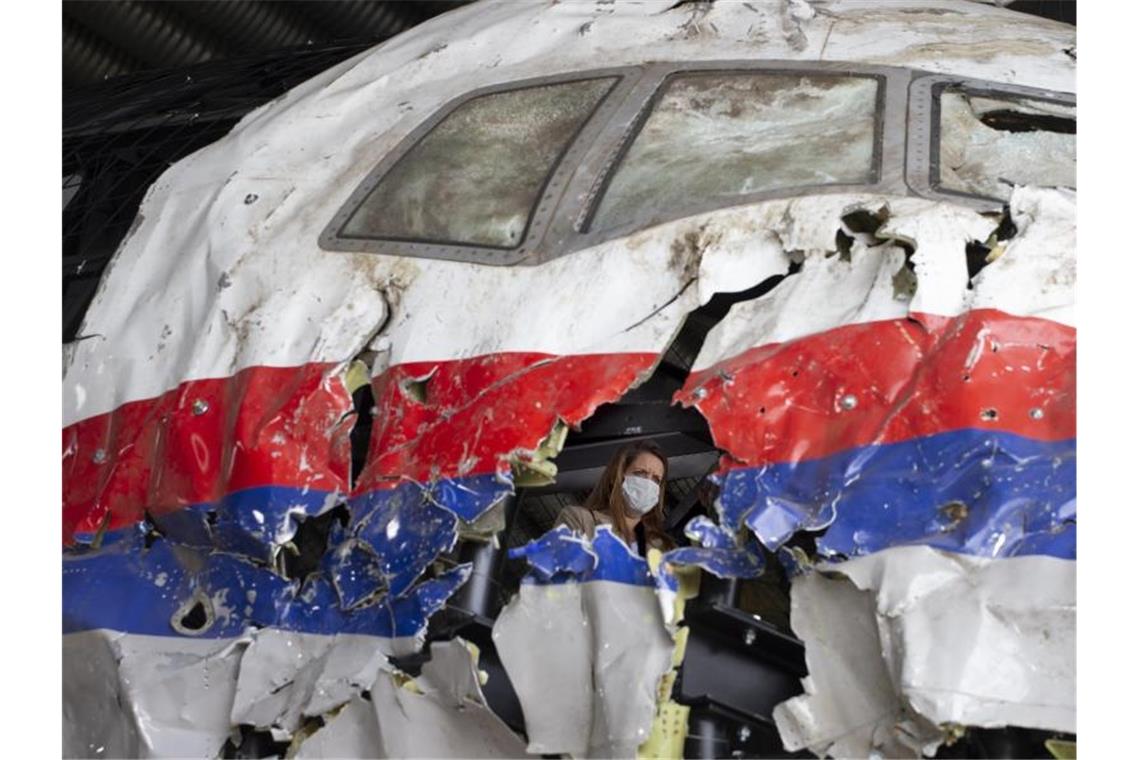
[{"xmin": 625, "ymin": 451, "xmax": 665, "ymax": 487}]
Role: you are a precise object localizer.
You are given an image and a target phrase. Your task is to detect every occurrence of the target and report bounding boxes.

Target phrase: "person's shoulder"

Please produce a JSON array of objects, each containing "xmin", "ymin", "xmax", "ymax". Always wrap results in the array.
[
  {"xmin": 555, "ymin": 504, "xmax": 607, "ymax": 535},
  {"xmin": 561, "ymin": 504, "xmax": 593, "ymax": 520}
]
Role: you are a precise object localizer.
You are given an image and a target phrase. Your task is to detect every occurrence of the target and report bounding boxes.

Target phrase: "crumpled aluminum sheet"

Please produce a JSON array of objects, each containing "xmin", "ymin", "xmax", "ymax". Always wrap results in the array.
[
  {"xmin": 63, "ymin": 631, "xmax": 529, "ymax": 759},
  {"xmin": 677, "ymin": 188, "xmax": 1076, "ymax": 564},
  {"xmin": 60, "ymin": 0, "xmax": 1074, "ymax": 754},
  {"xmin": 774, "ymin": 546, "xmax": 1075, "ymax": 757},
  {"xmin": 293, "ymin": 639, "xmax": 531, "ymax": 758},
  {"xmin": 494, "ymin": 527, "xmax": 676, "ymax": 758},
  {"xmin": 668, "ymin": 188, "xmax": 1075, "ymax": 755},
  {"xmin": 64, "ymin": 529, "xmax": 472, "ymax": 650}
]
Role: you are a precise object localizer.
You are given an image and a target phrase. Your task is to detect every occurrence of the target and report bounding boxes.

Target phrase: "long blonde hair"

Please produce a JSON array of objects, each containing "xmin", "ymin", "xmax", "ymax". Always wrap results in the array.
[{"xmin": 582, "ymin": 440, "xmax": 672, "ymax": 548}]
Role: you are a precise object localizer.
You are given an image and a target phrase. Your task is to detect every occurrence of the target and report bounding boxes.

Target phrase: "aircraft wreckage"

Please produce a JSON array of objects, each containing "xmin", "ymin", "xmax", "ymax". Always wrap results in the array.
[{"xmin": 62, "ymin": 0, "xmax": 1075, "ymax": 757}]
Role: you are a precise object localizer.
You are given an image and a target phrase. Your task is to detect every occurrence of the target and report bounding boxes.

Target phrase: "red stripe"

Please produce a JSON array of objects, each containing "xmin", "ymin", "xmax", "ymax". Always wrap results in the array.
[
  {"xmin": 677, "ymin": 309, "xmax": 1075, "ymax": 468},
  {"xmin": 63, "ymin": 363, "xmax": 354, "ymax": 542},
  {"xmin": 355, "ymin": 352, "xmax": 659, "ymax": 491},
  {"xmin": 63, "ymin": 308, "xmax": 1071, "ymax": 544},
  {"xmin": 62, "ymin": 352, "xmax": 659, "ymax": 543}
]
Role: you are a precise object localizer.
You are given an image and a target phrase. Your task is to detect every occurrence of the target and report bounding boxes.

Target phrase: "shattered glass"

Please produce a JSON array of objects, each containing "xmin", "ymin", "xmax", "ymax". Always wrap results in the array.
[
  {"xmin": 938, "ymin": 89, "xmax": 1075, "ymax": 201},
  {"xmin": 341, "ymin": 77, "xmax": 616, "ymax": 248},
  {"xmin": 591, "ymin": 73, "xmax": 879, "ymax": 231}
]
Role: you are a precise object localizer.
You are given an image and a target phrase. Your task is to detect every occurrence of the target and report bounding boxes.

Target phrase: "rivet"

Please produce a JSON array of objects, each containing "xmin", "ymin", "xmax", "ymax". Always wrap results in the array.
[
  {"xmin": 693, "ymin": 387, "xmax": 708, "ymax": 400},
  {"xmin": 192, "ymin": 399, "xmax": 209, "ymax": 415},
  {"xmin": 1029, "ymin": 407, "xmax": 1044, "ymax": 420},
  {"xmin": 839, "ymin": 394, "xmax": 858, "ymax": 411},
  {"xmin": 743, "ymin": 628, "xmax": 757, "ymax": 646},
  {"xmin": 92, "ymin": 448, "xmax": 107, "ymax": 464},
  {"xmin": 737, "ymin": 726, "xmax": 752, "ymax": 743},
  {"xmin": 243, "ymin": 193, "xmax": 258, "ymax": 205}
]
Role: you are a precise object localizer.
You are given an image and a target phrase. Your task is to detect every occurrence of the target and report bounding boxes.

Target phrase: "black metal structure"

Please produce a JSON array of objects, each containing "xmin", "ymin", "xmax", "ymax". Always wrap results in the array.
[
  {"xmin": 63, "ymin": 1, "xmax": 470, "ymax": 88},
  {"xmin": 61, "ymin": 0, "xmax": 1074, "ymax": 90}
]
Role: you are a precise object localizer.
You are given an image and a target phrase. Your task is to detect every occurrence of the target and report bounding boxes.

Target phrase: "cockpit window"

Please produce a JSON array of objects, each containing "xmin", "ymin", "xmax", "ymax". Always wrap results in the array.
[
  {"xmin": 339, "ymin": 77, "xmax": 617, "ymax": 249},
  {"xmin": 588, "ymin": 72, "xmax": 880, "ymax": 233},
  {"xmin": 936, "ymin": 88, "xmax": 1075, "ymax": 201}
]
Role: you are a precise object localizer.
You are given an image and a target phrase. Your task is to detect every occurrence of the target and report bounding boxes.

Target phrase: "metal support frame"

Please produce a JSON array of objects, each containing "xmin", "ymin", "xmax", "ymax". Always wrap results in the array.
[{"xmin": 677, "ymin": 600, "xmax": 806, "ymax": 726}]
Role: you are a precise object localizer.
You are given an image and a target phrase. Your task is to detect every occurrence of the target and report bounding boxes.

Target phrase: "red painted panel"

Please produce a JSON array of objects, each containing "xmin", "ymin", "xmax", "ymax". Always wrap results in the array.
[
  {"xmin": 62, "ymin": 363, "xmax": 353, "ymax": 542},
  {"xmin": 62, "ymin": 352, "xmax": 659, "ymax": 542},
  {"xmin": 677, "ymin": 309, "xmax": 1075, "ymax": 469},
  {"xmin": 355, "ymin": 352, "xmax": 659, "ymax": 491}
]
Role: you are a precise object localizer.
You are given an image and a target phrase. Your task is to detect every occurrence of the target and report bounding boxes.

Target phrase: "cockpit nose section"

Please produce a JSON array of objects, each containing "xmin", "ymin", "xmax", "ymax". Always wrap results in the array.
[{"xmin": 63, "ymin": 1, "xmax": 1075, "ymax": 756}]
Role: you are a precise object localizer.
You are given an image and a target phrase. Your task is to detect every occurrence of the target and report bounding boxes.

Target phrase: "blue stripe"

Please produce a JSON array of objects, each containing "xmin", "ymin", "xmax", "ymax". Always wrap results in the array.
[
  {"xmin": 515, "ymin": 527, "xmax": 659, "ymax": 588},
  {"xmin": 62, "ymin": 474, "xmax": 515, "ymax": 638},
  {"xmin": 63, "ymin": 530, "xmax": 471, "ymax": 638},
  {"xmin": 718, "ymin": 428, "xmax": 1075, "ymax": 561},
  {"xmin": 428, "ymin": 472, "xmax": 514, "ymax": 522},
  {"xmin": 72, "ymin": 486, "xmax": 343, "ymax": 558}
]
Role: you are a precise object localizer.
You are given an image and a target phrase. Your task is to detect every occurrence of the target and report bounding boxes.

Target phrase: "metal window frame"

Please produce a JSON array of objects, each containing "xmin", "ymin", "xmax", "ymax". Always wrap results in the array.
[
  {"xmin": 322, "ymin": 62, "xmax": 1073, "ymax": 268},
  {"xmin": 544, "ymin": 60, "xmax": 912, "ymax": 264},
  {"xmin": 318, "ymin": 67, "xmax": 645, "ymax": 266},
  {"xmin": 905, "ymin": 74, "xmax": 1076, "ymax": 212},
  {"xmin": 575, "ymin": 62, "xmax": 896, "ymax": 240}
]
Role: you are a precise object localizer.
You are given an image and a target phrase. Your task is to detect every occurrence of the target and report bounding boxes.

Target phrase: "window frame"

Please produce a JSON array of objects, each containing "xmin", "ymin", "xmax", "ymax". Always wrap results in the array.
[
  {"xmin": 322, "ymin": 62, "xmax": 1072, "ymax": 268},
  {"xmin": 905, "ymin": 74, "xmax": 1076, "ymax": 210},
  {"xmin": 319, "ymin": 67, "xmax": 643, "ymax": 266},
  {"xmin": 547, "ymin": 60, "xmax": 911, "ymax": 257},
  {"xmin": 579, "ymin": 64, "xmax": 891, "ymax": 238}
]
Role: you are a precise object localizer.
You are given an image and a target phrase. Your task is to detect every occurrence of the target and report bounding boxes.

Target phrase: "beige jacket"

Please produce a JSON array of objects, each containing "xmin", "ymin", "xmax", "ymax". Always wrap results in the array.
[{"xmin": 553, "ymin": 504, "xmax": 612, "ymax": 537}]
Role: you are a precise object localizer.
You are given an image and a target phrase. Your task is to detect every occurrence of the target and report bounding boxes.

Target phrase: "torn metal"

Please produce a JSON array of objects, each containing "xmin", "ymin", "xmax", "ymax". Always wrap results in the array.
[
  {"xmin": 61, "ymin": 0, "xmax": 1074, "ymax": 755},
  {"xmin": 774, "ymin": 546, "xmax": 1075, "ymax": 758},
  {"xmin": 293, "ymin": 639, "xmax": 529, "ymax": 757},
  {"xmin": 677, "ymin": 188, "xmax": 1075, "ymax": 562},
  {"xmin": 494, "ymin": 527, "xmax": 676, "ymax": 758}
]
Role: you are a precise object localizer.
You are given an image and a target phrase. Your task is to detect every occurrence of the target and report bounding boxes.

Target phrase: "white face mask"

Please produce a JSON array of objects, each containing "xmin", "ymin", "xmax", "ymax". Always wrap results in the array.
[{"xmin": 621, "ymin": 474, "xmax": 660, "ymax": 516}]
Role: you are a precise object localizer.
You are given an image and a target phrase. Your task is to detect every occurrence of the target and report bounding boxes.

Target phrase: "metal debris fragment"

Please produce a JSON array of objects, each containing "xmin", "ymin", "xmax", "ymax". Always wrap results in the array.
[{"xmin": 775, "ymin": 547, "xmax": 1075, "ymax": 757}]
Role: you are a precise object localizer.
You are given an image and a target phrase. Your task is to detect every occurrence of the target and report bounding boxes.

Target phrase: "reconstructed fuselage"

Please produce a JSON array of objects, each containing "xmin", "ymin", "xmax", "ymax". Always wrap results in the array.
[{"xmin": 62, "ymin": 1, "xmax": 1075, "ymax": 757}]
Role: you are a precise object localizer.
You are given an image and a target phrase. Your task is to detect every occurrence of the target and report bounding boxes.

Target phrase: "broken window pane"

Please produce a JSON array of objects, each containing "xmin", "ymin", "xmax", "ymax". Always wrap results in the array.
[
  {"xmin": 937, "ymin": 89, "xmax": 1075, "ymax": 201},
  {"xmin": 341, "ymin": 77, "xmax": 617, "ymax": 249},
  {"xmin": 591, "ymin": 73, "xmax": 879, "ymax": 232}
]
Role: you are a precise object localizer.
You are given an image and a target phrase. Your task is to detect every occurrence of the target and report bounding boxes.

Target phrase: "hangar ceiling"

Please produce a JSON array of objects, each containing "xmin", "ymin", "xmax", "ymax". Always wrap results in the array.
[
  {"xmin": 63, "ymin": 0, "xmax": 1072, "ymax": 89},
  {"xmin": 63, "ymin": 1, "xmax": 471, "ymax": 89}
]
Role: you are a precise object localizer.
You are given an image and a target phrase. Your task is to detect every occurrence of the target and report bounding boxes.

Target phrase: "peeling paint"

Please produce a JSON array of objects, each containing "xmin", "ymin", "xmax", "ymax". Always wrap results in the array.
[{"xmin": 62, "ymin": 0, "xmax": 1073, "ymax": 754}]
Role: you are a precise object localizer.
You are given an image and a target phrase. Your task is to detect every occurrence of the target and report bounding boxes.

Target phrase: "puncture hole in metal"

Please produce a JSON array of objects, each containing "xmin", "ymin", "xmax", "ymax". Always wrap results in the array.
[
  {"xmin": 938, "ymin": 501, "xmax": 969, "ymax": 529},
  {"xmin": 980, "ymin": 408, "xmax": 999, "ymax": 421},
  {"xmin": 171, "ymin": 590, "xmax": 215, "ymax": 636},
  {"xmin": 244, "ymin": 193, "xmax": 258, "ymax": 205}
]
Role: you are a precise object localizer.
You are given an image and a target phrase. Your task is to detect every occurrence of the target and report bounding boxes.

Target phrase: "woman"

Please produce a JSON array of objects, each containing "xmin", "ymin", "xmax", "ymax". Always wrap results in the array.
[{"xmin": 555, "ymin": 440, "xmax": 674, "ymax": 554}]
